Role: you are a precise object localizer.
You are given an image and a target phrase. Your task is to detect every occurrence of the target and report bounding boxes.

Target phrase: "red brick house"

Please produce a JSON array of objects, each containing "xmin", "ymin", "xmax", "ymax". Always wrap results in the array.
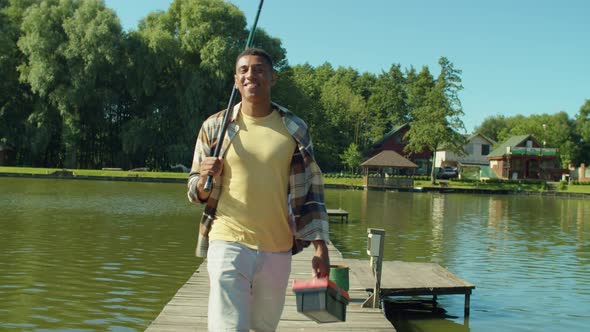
[
  {"xmin": 369, "ymin": 124, "xmax": 432, "ymax": 175},
  {"xmin": 487, "ymin": 135, "xmax": 560, "ymax": 180}
]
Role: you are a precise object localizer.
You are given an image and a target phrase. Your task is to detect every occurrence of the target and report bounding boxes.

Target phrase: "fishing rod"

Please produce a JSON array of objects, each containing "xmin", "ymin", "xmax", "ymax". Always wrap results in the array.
[{"xmin": 203, "ymin": 0, "xmax": 265, "ymax": 192}]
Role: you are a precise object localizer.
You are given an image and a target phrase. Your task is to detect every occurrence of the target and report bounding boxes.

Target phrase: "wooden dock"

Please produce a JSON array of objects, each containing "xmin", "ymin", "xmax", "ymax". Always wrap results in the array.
[
  {"xmin": 145, "ymin": 243, "xmax": 394, "ymax": 331},
  {"xmin": 145, "ymin": 242, "xmax": 475, "ymax": 331},
  {"xmin": 348, "ymin": 259, "xmax": 475, "ymax": 316},
  {"xmin": 327, "ymin": 208, "xmax": 349, "ymax": 223}
]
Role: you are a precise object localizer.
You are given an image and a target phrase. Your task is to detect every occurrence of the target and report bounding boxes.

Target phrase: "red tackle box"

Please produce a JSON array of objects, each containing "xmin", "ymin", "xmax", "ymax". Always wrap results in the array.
[{"xmin": 291, "ymin": 277, "xmax": 350, "ymax": 323}]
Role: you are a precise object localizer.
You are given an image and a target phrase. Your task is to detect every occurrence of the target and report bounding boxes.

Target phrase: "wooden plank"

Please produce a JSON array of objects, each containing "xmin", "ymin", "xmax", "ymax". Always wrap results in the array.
[
  {"xmin": 347, "ymin": 259, "xmax": 474, "ymax": 292},
  {"xmin": 145, "ymin": 243, "xmax": 394, "ymax": 331}
]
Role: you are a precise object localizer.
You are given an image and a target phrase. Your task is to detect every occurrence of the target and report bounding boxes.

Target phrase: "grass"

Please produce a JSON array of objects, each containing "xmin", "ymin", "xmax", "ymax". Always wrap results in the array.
[
  {"xmin": 324, "ymin": 177, "xmax": 363, "ymax": 187},
  {"xmin": 2, "ymin": 166, "xmax": 590, "ymax": 194},
  {"xmin": 0, "ymin": 166, "xmax": 187, "ymax": 179},
  {"xmin": 564, "ymin": 184, "xmax": 590, "ymax": 193}
]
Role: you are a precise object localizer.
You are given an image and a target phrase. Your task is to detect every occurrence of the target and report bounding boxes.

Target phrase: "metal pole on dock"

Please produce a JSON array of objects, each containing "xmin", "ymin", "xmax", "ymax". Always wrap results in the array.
[{"xmin": 366, "ymin": 228, "xmax": 385, "ymax": 308}]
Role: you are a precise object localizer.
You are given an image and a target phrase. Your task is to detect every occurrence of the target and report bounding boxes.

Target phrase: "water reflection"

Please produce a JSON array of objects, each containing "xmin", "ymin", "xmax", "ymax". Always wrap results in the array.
[
  {"xmin": 430, "ymin": 194, "xmax": 445, "ymax": 261},
  {"xmin": 327, "ymin": 189, "xmax": 590, "ymax": 332},
  {"xmin": 0, "ymin": 178, "xmax": 202, "ymax": 331}
]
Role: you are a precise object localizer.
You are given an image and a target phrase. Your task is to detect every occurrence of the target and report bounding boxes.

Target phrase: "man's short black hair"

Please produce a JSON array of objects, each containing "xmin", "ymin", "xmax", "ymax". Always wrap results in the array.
[{"xmin": 236, "ymin": 47, "xmax": 274, "ymax": 70}]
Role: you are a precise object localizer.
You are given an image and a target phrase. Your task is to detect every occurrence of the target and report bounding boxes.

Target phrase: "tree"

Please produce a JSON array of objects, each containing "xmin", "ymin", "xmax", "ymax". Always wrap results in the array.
[
  {"xmin": 474, "ymin": 115, "xmax": 508, "ymax": 143},
  {"xmin": 340, "ymin": 143, "xmax": 363, "ymax": 174},
  {"xmin": 288, "ymin": 63, "xmax": 338, "ymax": 170},
  {"xmin": 575, "ymin": 100, "xmax": 590, "ymax": 164},
  {"xmin": 405, "ymin": 66, "xmax": 434, "ymax": 120},
  {"xmin": 405, "ymin": 57, "xmax": 466, "ymax": 183},
  {"xmin": 18, "ymin": 0, "xmax": 124, "ymax": 168},
  {"xmin": 367, "ymin": 64, "xmax": 408, "ymax": 142},
  {"xmin": 0, "ymin": 0, "xmax": 42, "ymax": 165}
]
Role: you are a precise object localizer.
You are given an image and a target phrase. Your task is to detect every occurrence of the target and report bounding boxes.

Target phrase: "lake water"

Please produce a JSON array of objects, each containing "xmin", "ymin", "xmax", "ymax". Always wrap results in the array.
[{"xmin": 1, "ymin": 178, "xmax": 589, "ymax": 331}]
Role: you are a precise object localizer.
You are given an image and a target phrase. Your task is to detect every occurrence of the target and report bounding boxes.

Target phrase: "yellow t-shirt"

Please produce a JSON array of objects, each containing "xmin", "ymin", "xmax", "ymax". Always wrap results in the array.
[{"xmin": 210, "ymin": 109, "xmax": 296, "ymax": 252}]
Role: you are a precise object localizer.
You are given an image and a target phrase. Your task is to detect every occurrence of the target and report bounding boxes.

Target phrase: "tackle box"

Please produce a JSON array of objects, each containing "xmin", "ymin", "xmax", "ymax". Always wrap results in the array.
[{"xmin": 291, "ymin": 277, "xmax": 350, "ymax": 323}]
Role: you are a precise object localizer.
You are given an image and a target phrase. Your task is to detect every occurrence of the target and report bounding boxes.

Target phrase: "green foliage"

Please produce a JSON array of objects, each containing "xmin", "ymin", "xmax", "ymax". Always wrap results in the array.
[
  {"xmin": 339, "ymin": 143, "xmax": 363, "ymax": 174},
  {"xmin": 367, "ymin": 64, "xmax": 408, "ymax": 141},
  {"xmin": 17, "ymin": 0, "xmax": 124, "ymax": 167},
  {"xmin": 575, "ymin": 100, "xmax": 590, "ymax": 164},
  {"xmin": 2, "ymin": 0, "xmax": 587, "ymax": 174},
  {"xmin": 559, "ymin": 180, "xmax": 568, "ymax": 190},
  {"xmin": 404, "ymin": 57, "xmax": 466, "ymax": 183},
  {"xmin": 476, "ymin": 110, "xmax": 584, "ymax": 168}
]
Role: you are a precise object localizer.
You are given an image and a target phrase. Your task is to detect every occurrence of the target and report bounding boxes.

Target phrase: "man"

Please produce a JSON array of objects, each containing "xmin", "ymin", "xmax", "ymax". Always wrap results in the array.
[{"xmin": 187, "ymin": 47, "xmax": 330, "ymax": 331}]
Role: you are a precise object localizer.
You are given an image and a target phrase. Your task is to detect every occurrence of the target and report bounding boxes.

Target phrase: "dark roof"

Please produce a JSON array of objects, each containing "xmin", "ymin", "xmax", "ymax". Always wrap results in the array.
[
  {"xmin": 488, "ymin": 135, "xmax": 532, "ymax": 157},
  {"xmin": 361, "ymin": 150, "xmax": 418, "ymax": 168},
  {"xmin": 0, "ymin": 144, "xmax": 15, "ymax": 152},
  {"xmin": 372, "ymin": 123, "xmax": 409, "ymax": 147}
]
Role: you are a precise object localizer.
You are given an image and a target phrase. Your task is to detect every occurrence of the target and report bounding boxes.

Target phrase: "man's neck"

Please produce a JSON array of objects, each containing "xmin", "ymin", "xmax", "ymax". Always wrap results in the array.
[{"xmin": 240, "ymin": 100, "xmax": 273, "ymax": 117}]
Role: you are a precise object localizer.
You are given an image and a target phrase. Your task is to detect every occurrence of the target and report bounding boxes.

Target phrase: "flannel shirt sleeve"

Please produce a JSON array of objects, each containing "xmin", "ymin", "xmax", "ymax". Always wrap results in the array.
[{"xmin": 187, "ymin": 123, "xmax": 212, "ymax": 204}]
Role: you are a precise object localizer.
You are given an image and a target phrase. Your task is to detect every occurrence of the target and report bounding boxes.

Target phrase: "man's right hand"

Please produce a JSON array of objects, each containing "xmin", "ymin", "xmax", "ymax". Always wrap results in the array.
[{"xmin": 196, "ymin": 157, "xmax": 223, "ymax": 200}]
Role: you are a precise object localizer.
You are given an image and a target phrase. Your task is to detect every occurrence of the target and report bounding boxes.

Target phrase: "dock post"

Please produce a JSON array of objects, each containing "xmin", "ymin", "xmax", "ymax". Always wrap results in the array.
[
  {"xmin": 465, "ymin": 290, "xmax": 471, "ymax": 316},
  {"xmin": 366, "ymin": 228, "xmax": 385, "ymax": 309}
]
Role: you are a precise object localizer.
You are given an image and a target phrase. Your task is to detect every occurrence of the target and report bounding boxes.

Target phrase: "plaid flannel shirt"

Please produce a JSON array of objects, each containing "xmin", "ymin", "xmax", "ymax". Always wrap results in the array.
[{"xmin": 187, "ymin": 102, "xmax": 329, "ymax": 257}]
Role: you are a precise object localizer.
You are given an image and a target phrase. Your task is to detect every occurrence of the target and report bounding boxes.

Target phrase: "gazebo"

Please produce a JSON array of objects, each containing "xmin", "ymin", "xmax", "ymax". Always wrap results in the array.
[{"xmin": 360, "ymin": 150, "xmax": 418, "ymax": 189}]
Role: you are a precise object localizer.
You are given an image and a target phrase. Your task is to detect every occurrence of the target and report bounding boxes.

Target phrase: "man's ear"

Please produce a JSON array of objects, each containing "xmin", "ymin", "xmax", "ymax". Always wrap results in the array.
[{"xmin": 271, "ymin": 71, "xmax": 277, "ymax": 86}]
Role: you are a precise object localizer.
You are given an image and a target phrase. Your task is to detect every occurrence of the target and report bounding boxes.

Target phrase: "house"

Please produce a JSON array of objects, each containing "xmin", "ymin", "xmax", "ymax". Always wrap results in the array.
[
  {"xmin": 435, "ymin": 132, "xmax": 496, "ymax": 168},
  {"xmin": 568, "ymin": 163, "xmax": 590, "ymax": 182},
  {"xmin": 435, "ymin": 132, "xmax": 496, "ymax": 179},
  {"xmin": 369, "ymin": 124, "xmax": 432, "ymax": 175},
  {"xmin": 487, "ymin": 135, "xmax": 559, "ymax": 180}
]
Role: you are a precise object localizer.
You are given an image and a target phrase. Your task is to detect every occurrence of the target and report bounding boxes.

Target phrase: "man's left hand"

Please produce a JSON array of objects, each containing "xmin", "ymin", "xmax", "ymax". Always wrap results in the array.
[{"xmin": 311, "ymin": 240, "xmax": 330, "ymax": 278}]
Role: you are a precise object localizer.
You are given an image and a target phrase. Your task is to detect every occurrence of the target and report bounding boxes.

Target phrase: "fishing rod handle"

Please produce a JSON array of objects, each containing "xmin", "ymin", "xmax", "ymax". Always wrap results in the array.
[{"xmin": 203, "ymin": 173, "xmax": 214, "ymax": 192}]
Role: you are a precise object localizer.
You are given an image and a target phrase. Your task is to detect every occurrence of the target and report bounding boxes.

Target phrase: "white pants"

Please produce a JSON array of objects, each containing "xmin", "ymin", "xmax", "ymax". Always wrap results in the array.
[{"xmin": 207, "ymin": 241, "xmax": 292, "ymax": 332}]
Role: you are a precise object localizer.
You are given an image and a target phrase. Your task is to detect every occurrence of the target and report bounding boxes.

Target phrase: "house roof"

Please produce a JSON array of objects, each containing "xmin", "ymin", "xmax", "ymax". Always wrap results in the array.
[
  {"xmin": 436, "ymin": 132, "xmax": 496, "ymax": 151},
  {"xmin": 371, "ymin": 123, "xmax": 408, "ymax": 147},
  {"xmin": 488, "ymin": 135, "xmax": 532, "ymax": 157},
  {"xmin": 0, "ymin": 144, "xmax": 15, "ymax": 152},
  {"xmin": 467, "ymin": 132, "xmax": 497, "ymax": 145},
  {"xmin": 361, "ymin": 150, "xmax": 418, "ymax": 168}
]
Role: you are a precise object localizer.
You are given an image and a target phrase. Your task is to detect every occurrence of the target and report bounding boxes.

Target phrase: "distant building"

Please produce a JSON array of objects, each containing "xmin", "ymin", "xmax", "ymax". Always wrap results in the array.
[
  {"xmin": 369, "ymin": 124, "xmax": 432, "ymax": 175},
  {"xmin": 487, "ymin": 135, "xmax": 559, "ymax": 180},
  {"xmin": 435, "ymin": 132, "xmax": 496, "ymax": 168},
  {"xmin": 360, "ymin": 150, "xmax": 418, "ymax": 188}
]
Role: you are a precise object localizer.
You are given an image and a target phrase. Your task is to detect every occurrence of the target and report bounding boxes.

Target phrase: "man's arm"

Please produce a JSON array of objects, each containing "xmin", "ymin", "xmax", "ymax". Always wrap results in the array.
[
  {"xmin": 187, "ymin": 119, "xmax": 222, "ymax": 204},
  {"xmin": 311, "ymin": 240, "xmax": 330, "ymax": 278}
]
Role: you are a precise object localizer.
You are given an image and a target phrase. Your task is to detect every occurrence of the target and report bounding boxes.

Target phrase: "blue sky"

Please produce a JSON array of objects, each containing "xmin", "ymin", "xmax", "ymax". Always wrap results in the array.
[{"xmin": 104, "ymin": 0, "xmax": 589, "ymax": 133}]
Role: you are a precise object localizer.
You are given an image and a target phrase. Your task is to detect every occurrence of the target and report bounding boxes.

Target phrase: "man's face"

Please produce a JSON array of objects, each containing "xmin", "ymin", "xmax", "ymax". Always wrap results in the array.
[{"xmin": 234, "ymin": 55, "xmax": 276, "ymax": 102}]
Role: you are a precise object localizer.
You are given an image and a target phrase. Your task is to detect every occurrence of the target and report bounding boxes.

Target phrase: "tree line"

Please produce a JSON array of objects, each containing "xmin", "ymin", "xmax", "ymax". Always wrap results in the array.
[{"xmin": 1, "ymin": 0, "xmax": 588, "ymax": 173}]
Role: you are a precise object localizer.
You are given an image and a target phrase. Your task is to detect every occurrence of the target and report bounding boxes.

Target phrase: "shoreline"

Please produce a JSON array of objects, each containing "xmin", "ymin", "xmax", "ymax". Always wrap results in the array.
[
  {"xmin": 0, "ymin": 171, "xmax": 186, "ymax": 184},
  {"xmin": 3, "ymin": 171, "xmax": 589, "ymax": 198}
]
